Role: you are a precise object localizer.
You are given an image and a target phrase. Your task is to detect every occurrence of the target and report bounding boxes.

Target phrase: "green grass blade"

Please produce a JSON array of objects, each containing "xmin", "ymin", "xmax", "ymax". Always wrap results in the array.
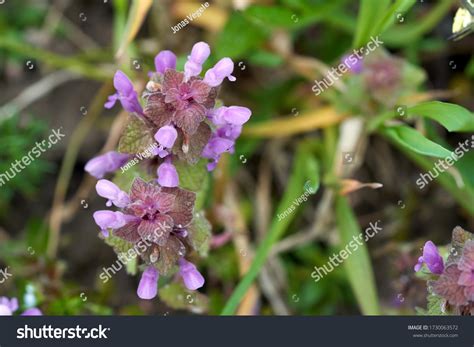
[
  {"xmin": 335, "ymin": 196, "xmax": 380, "ymax": 314},
  {"xmin": 221, "ymin": 144, "xmax": 319, "ymax": 315},
  {"xmin": 353, "ymin": 0, "xmax": 390, "ymax": 48}
]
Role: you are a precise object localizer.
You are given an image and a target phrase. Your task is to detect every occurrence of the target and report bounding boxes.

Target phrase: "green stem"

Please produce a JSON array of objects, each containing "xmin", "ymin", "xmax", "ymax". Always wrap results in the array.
[
  {"xmin": 221, "ymin": 143, "xmax": 319, "ymax": 314},
  {"xmin": 0, "ymin": 38, "xmax": 112, "ymax": 81}
]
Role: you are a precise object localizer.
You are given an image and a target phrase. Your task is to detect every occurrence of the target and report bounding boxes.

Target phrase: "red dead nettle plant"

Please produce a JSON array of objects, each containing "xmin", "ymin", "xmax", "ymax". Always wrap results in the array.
[
  {"xmin": 415, "ymin": 226, "xmax": 474, "ymax": 315},
  {"xmin": 85, "ymin": 42, "xmax": 252, "ymax": 300}
]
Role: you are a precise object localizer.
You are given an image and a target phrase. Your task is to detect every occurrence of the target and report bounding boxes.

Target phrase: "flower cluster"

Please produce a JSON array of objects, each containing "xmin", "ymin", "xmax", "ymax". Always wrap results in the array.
[
  {"xmin": 93, "ymin": 177, "xmax": 204, "ymax": 299},
  {"xmin": 0, "ymin": 297, "xmax": 42, "ymax": 316},
  {"xmin": 85, "ymin": 41, "xmax": 252, "ymax": 185},
  {"xmin": 415, "ymin": 226, "xmax": 474, "ymax": 315},
  {"xmin": 86, "ymin": 42, "xmax": 248, "ymax": 303}
]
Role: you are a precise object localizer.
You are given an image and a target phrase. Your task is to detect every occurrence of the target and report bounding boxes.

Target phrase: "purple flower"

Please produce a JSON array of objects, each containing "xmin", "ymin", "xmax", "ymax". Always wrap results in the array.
[
  {"xmin": 105, "ymin": 70, "xmax": 143, "ymax": 115},
  {"xmin": 0, "ymin": 305, "xmax": 12, "ymax": 315},
  {"xmin": 179, "ymin": 258, "xmax": 205, "ymax": 290},
  {"xmin": 96, "ymin": 179, "xmax": 130, "ymax": 208},
  {"xmin": 0, "ymin": 297, "xmax": 41, "ymax": 316},
  {"xmin": 203, "ymin": 58, "xmax": 236, "ymax": 87},
  {"xmin": 184, "ymin": 42, "xmax": 211, "ymax": 80},
  {"xmin": 85, "ymin": 151, "xmax": 130, "ymax": 179},
  {"xmin": 0, "ymin": 297, "xmax": 18, "ymax": 315},
  {"xmin": 21, "ymin": 308, "xmax": 42, "ymax": 316},
  {"xmin": 155, "ymin": 50, "xmax": 177, "ymax": 74},
  {"xmin": 414, "ymin": 241, "xmax": 444, "ymax": 274},
  {"xmin": 105, "ymin": 177, "xmax": 195, "ymax": 248},
  {"xmin": 211, "ymin": 106, "xmax": 251, "ymax": 126},
  {"xmin": 155, "ymin": 125, "xmax": 178, "ymax": 149},
  {"xmin": 157, "ymin": 161, "xmax": 179, "ymax": 188},
  {"xmin": 341, "ymin": 53, "xmax": 363, "ymax": 74},
  {"xmin": 201, "ymin": 137, "xmax": 233, "ymax": 171},
  {"xmin": 141, "ymin": 43, "xmax": 252, "ymax": 169},
  {"xmin": 137, "ymin": 266, "xmax": 159, "ymax": 299},
  {"xmin": 98, "ymin": 178, "xmax": 196, "ymax": 282},
  {"xmin": 93, "ymin": 210, "xmax": 136, "ymax": 236}
]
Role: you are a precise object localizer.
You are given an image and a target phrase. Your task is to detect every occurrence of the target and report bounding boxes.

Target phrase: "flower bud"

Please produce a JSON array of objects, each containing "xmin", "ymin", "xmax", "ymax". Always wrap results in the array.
[
  {"xmin": 137, "ymin": 267, "xmax": 159, "ymax": 300},
  {"xmin": 155, "ymin": 50, "xmax": 177, "ymax": 74},
  {"xmin": 179, "ymin": 258, "xmax": 205, "ymax": 290}
]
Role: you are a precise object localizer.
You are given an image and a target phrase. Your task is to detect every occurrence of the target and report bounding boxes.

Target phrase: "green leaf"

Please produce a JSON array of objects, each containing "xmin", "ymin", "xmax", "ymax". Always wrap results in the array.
[
  {"xmin": 125, "ymin": 255, "xmax": 137, "ymax": 275},
  {"xmin": 174, "ymin": 159, "xmax": 208, "ymax": 192},
  {"xmin": 215, "ymin": 12, "xmax": 268, "ymax": 59},
  {"xmin": 426, "ymin": 293, "xmax": 446, "ymax": 315},
  {"xmin": 387, "ymin": 138, "xmax": 474, "ymax": 215},
  {"xmin": 187, "ymin": 211, "xmax": 212, "ymax": 257},
  {"xmin": 372, "ymin": 0, "xmax": 416, "ymax": 35},
  {"xmin": 248, "ymin": 50, "xmax": 284, "ymax": 68},
  {"xmin": 25, "ymin": 219, "xmax": 49, "ymax": 256},
  {"xmin": 353, "ymin": 0, "xmax": 390, "ymax": 48},
  {"xmin": 335, "ymin": 196, "xmax": 380, "ymax": 315},
  {"xmin": 408, "ymin": 101, "xmax": 474, "ymax": 132},
  {"xmin": 401, "ymin": 59, "xmax": 427, "ymax": 90},
  {"xmin": 104, "ymin": 234, "xmax": 133, "ymax": 254},
  {"xmin": 244, "ymin": 5, "xmax": 297, "ymax": 28},
  {"xmin": 381, "ymin": 0, "xmax": 453, "ymax": 47},
  {"xmin": 380, "ymin": 125, "xmax": 452, "ymax": 158},
  {"xmin": 117, "ymin": 116, "xmax": 154, "ymax": 154},
  {"xmin": 159, "ymin": 282, "xmax": 208, "ymax": 313},
  {"xmin": 112, "ymin": 161, "xmax": 154, "ymax": 192},
  {"xmin": 221, "ymin": 144, "xmax": 320, "ymax": 314}
]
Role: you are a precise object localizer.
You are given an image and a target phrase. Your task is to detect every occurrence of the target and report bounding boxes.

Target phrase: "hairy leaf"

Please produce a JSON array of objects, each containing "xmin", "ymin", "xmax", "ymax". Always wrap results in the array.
[
  {"xmin": 187, "ymin": 211, "xmax": 212, "ymax": 257},
  {"xmin": 159, "ymin": 282, "xmax": 208, "ymax": 313},
  {"xmin": 118, "ymin": 116, "xmax": 155, "ymax": 154}
]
